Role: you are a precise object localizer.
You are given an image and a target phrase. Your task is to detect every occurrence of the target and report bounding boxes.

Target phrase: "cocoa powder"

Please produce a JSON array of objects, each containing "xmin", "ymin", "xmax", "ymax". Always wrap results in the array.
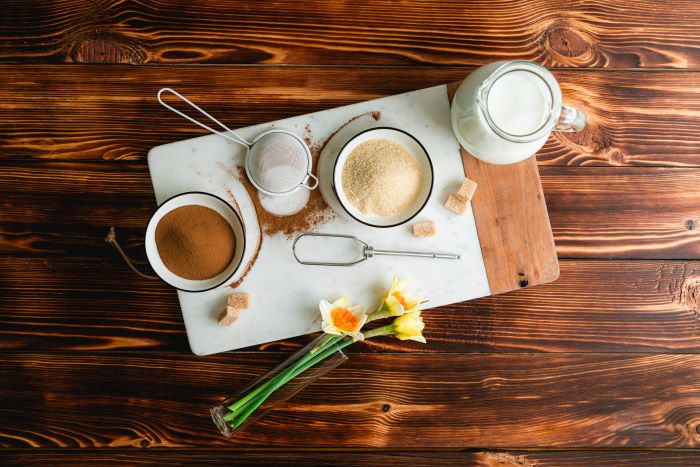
[
  {"xmin": 155, "ymin": 205, "xmax": 235, "ymax": 280},
  {"xmin": 235, "ymin": 138, "xmax": 335, "ymax": 238}
]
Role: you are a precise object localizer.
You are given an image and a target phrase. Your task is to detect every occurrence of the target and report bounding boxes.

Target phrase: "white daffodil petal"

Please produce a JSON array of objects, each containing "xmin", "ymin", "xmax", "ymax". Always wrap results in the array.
[
  {"xmin": 349, "ymin": 331, "xmax": 365, "ymax": 341},
  {"xmin": 408, "ymin": 335, "xmax": 427, "ymax": 343},
  {"xmin": 355, "ymin": 314, "xmax": 368, "ymax": 333},
  {"xmin": 349, "ymin": 304, "xmax": 366, "ymax": 316},
  {"xmin": 396, "ymin": 278, "xmax": 411, "ymax": 291},
  {"xmin": 322, "ymin": 326, "xmax": 341, "ymax": 336},
  {"xmin": 319, "ymin": 301, "xmax": 334, "ymax": 322},
  {"xmin": 334, "ymin": 295, "xmax": 350, "ymax": 308}
]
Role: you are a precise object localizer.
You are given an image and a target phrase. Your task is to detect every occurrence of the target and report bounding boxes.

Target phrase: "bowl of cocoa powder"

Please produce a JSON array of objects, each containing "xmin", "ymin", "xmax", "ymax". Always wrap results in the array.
[
  {"xmin": 145, "ymin": 192, "xmax": 246, "ymax": 292},
  {"xmin": 333, "ymin": 127, "xmax": 433, "ymax": 228}
]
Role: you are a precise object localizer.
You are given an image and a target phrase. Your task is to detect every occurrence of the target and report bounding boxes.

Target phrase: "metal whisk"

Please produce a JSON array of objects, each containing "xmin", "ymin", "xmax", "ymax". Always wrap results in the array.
[{"xmin": 292, "ymin": 233, "xmax": 461, "ymax": 266}]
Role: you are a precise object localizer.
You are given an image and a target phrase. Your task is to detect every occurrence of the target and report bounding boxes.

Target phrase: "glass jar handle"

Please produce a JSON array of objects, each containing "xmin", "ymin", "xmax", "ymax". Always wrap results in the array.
[{"xmin": 555, "ymin": 105, "xmax": 586, "ymax": 132}]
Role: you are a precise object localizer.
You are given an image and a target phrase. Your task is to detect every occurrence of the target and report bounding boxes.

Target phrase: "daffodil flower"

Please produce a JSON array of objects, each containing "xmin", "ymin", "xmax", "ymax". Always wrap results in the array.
[
  {"xmin": 391, "ymin": 310, "xmax": 426, "ymax": 343},
  {"xmin": 319, "ymin": 296, "xmax": 367, "ymax": 341},
  {"xmin": 371, "ymin": 276, "xmax": 421, "ymax": 321}
]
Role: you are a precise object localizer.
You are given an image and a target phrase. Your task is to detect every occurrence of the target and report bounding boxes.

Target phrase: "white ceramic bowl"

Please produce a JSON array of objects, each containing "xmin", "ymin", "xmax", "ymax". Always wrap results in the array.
[
  {"xmin": 145, "ymin": 192, "xmax": 246, "ymax": 292},
  {"xmin": 333, "ymin": 127, "xmax": 434, "ymax": 228}
]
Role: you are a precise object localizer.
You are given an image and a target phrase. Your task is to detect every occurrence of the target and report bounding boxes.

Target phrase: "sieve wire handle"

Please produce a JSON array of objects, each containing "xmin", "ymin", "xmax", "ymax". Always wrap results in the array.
[
  {"xmin": 301, "ymin": 173, "xmax": 319, "ymax": 190},
  {"xmin": 157, "ymin": 88, "xmax": 252, "ymax": 147}
]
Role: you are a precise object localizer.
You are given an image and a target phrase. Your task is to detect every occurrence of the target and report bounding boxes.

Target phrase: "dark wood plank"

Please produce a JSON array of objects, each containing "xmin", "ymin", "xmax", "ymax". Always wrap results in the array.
[
  {"xmin": 1, "ymin": 66, "xmax": 699, "ymax": 166},
  {"xmin": 2, "ymin": 162, "xmax": 698, "ymax": 258},
  {"xmin": 1, "ymin": 450, "xmax": 698, "ymax": 466},
  {"xmin": 2, "ymin": 257, "xmax": 699, "ymax": 353},
  {"xmin": 1, "ymin": 353, "xmax": 699, "ymax": 448},
  {"xmin": 541, "ymin": 166, "xmax": 700, "ymax": 259},
  {"xmin": 2, "ymin": 1, "xmax": 699, "ymax": 67}
]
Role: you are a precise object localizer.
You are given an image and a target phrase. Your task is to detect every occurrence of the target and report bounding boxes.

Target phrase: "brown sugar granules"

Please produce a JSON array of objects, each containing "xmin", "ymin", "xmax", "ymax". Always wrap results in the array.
[
  {"xmin": 444, "ymin": 194, "xmax": 469, "ymax": 215},
  {"xmin": 155, "ymin": 205, "xmax": 236, "ymax": 280},
  {"xmin": 218, "ymin": 306, "xmax": 239, "ymax": 326},
  {"xmin": 228, "ymin": 292, "xmax": 250, "ymax": 309},
  {"xmin": 456, "ymin": 177, "xmax": 477, "ymax": 200},
  {"xmin": 342, "ymin": 139, "xmax": 421, "ymax": 216},
  {"xmin": 413, "ymin": 220, "xmax": 437, "ymax": 237}
]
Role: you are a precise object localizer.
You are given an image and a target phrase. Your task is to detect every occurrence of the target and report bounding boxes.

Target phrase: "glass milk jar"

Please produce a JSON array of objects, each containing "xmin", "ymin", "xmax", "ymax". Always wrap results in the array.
[{"xmin": 451, "ymin": 60, "xmax": 586, "ymax": 165}]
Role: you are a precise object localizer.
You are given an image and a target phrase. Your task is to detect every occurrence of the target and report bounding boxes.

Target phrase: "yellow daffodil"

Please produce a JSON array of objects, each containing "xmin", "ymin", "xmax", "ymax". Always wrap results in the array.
[
  {"xmin": 391, "ymin": 311, "xmax": 426, "ymax": 343},
  {"xmin": 379, "ymin": 276, "xmax": 421, "ymax": 317},
  {"xmin": 319, "ymin": 296, "xmax": 367, "ymax": 341}
]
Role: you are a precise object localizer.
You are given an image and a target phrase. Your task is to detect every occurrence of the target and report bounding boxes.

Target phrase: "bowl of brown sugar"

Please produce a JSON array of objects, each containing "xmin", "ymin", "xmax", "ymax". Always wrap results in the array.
[
  {"xmin": 145, "ymin": 192, "xmax": 246, "ymax": 292},
  {"xmin": 333, "ymin": 127, "xmax": 433, "ymax": 228}
]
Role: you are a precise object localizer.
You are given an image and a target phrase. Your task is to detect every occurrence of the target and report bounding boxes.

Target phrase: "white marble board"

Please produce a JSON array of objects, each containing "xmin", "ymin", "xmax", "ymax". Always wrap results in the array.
[{"xmin": 148, "ymin": 85, "xmax": 490, "ymax": 355}]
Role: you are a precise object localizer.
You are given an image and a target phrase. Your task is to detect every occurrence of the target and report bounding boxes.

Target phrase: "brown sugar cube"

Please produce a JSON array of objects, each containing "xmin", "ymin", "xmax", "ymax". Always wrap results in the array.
[
  {"xmin": 444, "ymin": 194, "xmax": 469, "ymax": 215},
  {"xmin": 413, "ymin": 220, "xmax": 437, "ymax": 238},
  {"xmin": 218, "ymin": 307, "xmax": 240, "ymax": 327},
  {"xmin": 456, "ymin": 177, "xmax": 477, "ymax": 202},
  {"xmin": 227, "ymin": 292, "xmax": 250, "ymax": 309}
]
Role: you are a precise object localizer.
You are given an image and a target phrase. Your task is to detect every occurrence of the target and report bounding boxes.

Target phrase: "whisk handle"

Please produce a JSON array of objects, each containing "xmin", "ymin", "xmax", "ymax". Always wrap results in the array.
[
  {"xmin": 370, "ymin": 248, "xmax": 461, "ymax": 260},
  {"xmin": 157, "ymin": 88, "xmax": 251, "ymax": 147}
]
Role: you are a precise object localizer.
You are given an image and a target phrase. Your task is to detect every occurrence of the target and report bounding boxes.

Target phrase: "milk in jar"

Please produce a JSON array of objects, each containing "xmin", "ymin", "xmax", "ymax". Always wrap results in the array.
[{"xmin": 451, "ymin": 61, "xmax": 585, "ymax": 165}]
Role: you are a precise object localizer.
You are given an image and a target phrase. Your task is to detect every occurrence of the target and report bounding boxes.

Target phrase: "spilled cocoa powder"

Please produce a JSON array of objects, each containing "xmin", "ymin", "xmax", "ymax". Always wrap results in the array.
[
  {"xmin": 217, "ymin": 110, "xmax": 381, "ymax": 286},
  {"xmin": 234, "ymin": 137, "xmax": 335, "ymax": 238},
  {"xmin": 224, "ymin": 187, "xmax": 263, "ymax": 289}
]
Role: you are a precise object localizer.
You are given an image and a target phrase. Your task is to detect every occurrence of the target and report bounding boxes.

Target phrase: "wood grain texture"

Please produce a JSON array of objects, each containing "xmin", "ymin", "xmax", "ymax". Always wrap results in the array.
[
  {"xmin": 2, "ymin": 450, "xmax": 699, "ymax": 466},
  {"xmin": 541, "ymin": 166, "xmax": 700, "ymax": 259},
  {"xmin": 2, "ymin": 162, "xmax": 698, "ymax": 259},
  {"xmin": 1, "ymin": 1, "xmax": 699, "ymax": 67},
  {"xmin": 1, "ymin": 66, "xmax": 699, "ymax": 166},
  {"xmin": 1, "ymin": 258, "xmax": 699, "ymax": 354},
  {"xmin": 3, "ymin": 1, "xmax": 700, "ymax": 459},
  {"xmin": 1, "ymin": 353, "xmax": 699, "ymax": 448},
  {"xmin": 463, "ymin": 153, "xmax": 558, "ymax": 295}
]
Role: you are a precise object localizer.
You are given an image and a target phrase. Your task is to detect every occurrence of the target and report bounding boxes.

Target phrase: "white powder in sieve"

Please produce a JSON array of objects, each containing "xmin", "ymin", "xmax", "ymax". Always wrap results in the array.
[{"xmin": 341, "ymin": 139, "xmax": 421, "ymax": 217}]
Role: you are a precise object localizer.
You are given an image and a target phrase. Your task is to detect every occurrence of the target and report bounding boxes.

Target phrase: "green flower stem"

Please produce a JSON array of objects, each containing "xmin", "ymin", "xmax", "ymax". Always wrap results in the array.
[
  {"xmin": 363, "ymin": 324, "xmax": 394, "ymax": 339},
  {"xmin": 232, "ymin": 337, "xmax": 355, "ymax": 428},
  {"xmin": 367, "ymin": 309, "xmax": 393, "ymax": 322},
  {"xmin": 223, "ymin": 334, "xmax": 343, "ymax": 421},
  {"xmin": 231, "ymin": 324, "xmax": 396, "ymax": 428},
  {"xmin": 367, "ymin": 301, "xmax": 392, "ymax": 323},
  {"xmin": 224, "ymin": 334, "xmax": 342, "ymax": 419},
  {"xmin": 309, "ymin": 333, "xmax": 336, "ymax": 354}
]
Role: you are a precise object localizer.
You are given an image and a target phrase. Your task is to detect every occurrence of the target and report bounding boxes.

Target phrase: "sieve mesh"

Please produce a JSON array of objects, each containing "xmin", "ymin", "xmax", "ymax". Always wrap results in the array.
[{"xmin": 247, "ymin": 132, "xmax": 310, "ymax": 194}]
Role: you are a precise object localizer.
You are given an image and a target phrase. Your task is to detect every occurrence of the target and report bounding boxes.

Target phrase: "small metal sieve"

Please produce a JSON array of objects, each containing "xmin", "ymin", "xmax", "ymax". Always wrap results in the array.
[{"xmin": 158, "ymin": 88, "xmax": 318, "ymax": 196}]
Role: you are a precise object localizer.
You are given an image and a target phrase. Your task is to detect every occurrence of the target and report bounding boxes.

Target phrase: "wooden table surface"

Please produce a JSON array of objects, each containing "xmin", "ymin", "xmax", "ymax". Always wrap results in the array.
[{"xmin": 2, "ymin": 1, "xmax": 700, "ymax": 465}]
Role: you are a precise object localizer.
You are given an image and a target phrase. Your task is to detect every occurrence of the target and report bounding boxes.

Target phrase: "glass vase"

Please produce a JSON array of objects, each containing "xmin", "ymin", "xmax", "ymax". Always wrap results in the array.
[{"xmin": 211, "ymin": 334, "xmax": 348, "ymax": 438}]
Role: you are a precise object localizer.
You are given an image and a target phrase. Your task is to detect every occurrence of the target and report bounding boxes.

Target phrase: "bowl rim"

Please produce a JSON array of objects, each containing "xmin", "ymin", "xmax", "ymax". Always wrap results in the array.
[
  {"xmin": 145, "ymin": 191, "xmax": 247, "ymax": 293},
  {"xmin": 332, "ymin": 126, "xmax": 434, "ymax": 228}
]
